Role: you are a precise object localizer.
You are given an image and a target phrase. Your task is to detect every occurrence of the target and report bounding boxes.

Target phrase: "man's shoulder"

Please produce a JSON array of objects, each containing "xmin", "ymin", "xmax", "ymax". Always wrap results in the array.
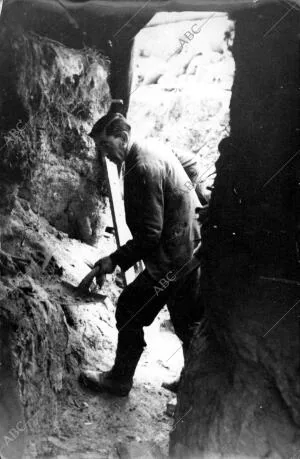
[{"xmin": 130, "ymin": 137, "xmax": 175, "ymax": 166}]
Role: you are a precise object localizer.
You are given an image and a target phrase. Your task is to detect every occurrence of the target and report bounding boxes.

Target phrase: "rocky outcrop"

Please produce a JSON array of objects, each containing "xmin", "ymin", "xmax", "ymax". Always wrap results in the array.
[
  {"xmin": 170, "ymin": 3, "xmax": 300, "ymax": 458},
  {"xmin": 0, "ymin": 206, "xmax": 68, "ymax": 458},
  {"xmin": 0, "ymin": 26, "xmax": 111, "ymax": 244},
  {"xmin": 0, "ymin": 276, "xmax": 67, "ymax": 458},
  {"xmin": 0, "ymin": 197, "xmax": 119, "ymax": 458},
  {"xmin": 0, "ymin": 24, "xmax": 115, "ymax": 458}
]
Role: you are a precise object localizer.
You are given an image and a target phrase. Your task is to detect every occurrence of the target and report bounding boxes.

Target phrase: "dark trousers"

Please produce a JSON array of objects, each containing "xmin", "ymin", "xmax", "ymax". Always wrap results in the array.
[{"xmin": 115, "ymin": 267, "xmax": 202, "ymax": 368}]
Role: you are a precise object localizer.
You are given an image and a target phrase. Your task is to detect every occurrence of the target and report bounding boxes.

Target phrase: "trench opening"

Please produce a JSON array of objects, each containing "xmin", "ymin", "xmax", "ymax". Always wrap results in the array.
[{"xmin": 128, "ymin": 11, "xmax": 234, "ymax": 179}]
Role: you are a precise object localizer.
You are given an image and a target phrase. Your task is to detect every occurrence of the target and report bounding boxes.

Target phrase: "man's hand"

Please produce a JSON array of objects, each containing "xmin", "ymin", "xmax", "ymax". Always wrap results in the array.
[
  {"xmin": 94, "ymin": 256, "xmax": 116, "ymax": 274},
  {"xmin": 78, "ymin": 266, "xmax": 100, "ymax": 292}
]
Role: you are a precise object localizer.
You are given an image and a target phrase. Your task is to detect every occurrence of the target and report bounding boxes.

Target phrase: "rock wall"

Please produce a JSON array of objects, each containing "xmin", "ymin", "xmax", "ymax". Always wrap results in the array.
[
  {"xmin": 0, "ymin": 197, "xmax": 118, "ymax": 458},
  {"xmin": 0, "ymin": 199, "xmax": 69, "ymax": 458},
  {"xmin": 0, "ymin": 276, "xmax": 67, "ymax": 459},
  {"xmin": 0, "ymin": 25, "xmax": 115, "ymax": 458},
  {"xmin": 170, "ymin": 3, "xmax": 300, "ymax": 458},
  {"xmin": 0, "ymin": 26, "xmax": 111, "ymax": 245}
]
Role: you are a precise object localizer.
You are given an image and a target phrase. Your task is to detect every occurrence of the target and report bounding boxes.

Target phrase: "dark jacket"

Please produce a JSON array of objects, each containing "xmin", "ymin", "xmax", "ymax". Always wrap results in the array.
[{"xmin": 111, "ymin": 139, "xmax": 201, "ymax": 280}]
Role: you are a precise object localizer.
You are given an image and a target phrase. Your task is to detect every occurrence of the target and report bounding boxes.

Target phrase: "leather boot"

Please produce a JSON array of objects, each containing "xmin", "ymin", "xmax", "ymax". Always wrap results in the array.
[
  {"xmin": 79, "ymin": 369, "xmax": 133, "ymax": 396},
  {"xmin": 80, "ymin": 345, "xmax": 143, "ymax": 397}
]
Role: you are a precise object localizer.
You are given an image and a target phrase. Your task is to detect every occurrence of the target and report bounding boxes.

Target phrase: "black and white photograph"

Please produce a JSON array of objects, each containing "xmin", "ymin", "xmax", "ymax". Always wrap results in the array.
[{"xmin": 0, "ymin": 0, "xmax": 299, "ymax": 458}]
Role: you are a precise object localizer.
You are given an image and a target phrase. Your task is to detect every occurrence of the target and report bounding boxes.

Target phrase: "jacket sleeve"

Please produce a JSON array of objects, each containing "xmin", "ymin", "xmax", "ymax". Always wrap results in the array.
[{"xmin": 110, "ymin": 164, "xmax": 164, "ymax": 271}]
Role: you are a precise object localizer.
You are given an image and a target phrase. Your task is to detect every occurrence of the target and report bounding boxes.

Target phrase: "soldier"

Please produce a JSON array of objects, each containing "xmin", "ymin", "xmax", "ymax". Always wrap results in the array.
[{"xmin": 80, "ymin": 113, "xmax": 202, "ymax": 396}]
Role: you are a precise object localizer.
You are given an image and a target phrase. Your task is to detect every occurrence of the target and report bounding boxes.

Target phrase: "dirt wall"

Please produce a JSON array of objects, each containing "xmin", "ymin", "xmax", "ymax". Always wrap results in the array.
[
  {"xmin": 0, "ymin": 27, "xmax": 111, "ymax": 245},
  {"xmin": 170, "ymin": 3, "xmax": 300, "ymax": 458},
  {"xmin": 0, "ymin": 26, "xmax": 114, "ymax": 458}
]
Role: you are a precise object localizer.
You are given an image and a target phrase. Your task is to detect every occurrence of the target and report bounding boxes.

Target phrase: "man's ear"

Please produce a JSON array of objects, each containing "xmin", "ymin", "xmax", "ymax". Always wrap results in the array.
[{"xmin": 121, "ymin": 131, "xmax": 129, "ymax": 146}]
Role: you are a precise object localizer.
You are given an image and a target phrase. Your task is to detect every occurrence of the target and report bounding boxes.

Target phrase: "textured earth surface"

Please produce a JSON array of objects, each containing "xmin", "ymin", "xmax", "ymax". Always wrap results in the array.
[{"xmin": 0, "ymin": 198, "xmax": 183, "ymax": 459}]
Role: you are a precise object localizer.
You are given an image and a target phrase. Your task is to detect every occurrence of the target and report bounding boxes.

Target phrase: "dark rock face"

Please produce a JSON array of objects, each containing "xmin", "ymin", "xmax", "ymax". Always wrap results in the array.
[
  {"xmin": 0, "ymin": 24, "xmax": 115, "ymax": 456},
  {"xmin": 0, "ymin": 27, "xmax": 111, "ymax": 244},
  {"xmin": 0, "ymin": 0, "xmax": 152, "ymax": 116},
  {"xmin": 0, "ymin": 198, "xmax": 117, "ymax": 457},
  {"xmin": 171, "ymin": 4, "xmax": 300, "ymax": 458},
  {"xmin": 0, "ymin": 319, "xmax": 25, "ymax": 459},
  {"xmin": 171, "ymin": 277, "xmax": 300, "ymax": 458},
  {"xmin": 0, "ymin": 278, "xmax": 67, "ymax": 459}
]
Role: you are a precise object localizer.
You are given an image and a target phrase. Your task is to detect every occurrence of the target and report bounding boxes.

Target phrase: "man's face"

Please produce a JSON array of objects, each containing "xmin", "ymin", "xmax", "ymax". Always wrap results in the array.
[{"xmin": 94, "ymin": 133, "xmax": 126, "ymax": 165}]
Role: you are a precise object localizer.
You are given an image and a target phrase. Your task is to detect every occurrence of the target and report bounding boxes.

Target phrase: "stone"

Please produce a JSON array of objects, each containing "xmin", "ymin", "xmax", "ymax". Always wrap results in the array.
[
  {"xmin": 170, "ymin": 4, "xmax": 300, "ymax": 458},
  {"xmin": 0, "ymin": 27, "xmax": 111, "ymax": 245}
]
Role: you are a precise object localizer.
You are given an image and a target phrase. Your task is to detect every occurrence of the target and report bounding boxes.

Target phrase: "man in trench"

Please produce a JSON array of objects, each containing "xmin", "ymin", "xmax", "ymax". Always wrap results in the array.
[{"xmin": 80, "ymin": 112, "xmax": 203, "ymax": 396}]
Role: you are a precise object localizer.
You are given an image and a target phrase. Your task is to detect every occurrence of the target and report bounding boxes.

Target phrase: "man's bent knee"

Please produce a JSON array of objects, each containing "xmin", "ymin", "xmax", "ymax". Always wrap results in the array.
[{"xmin": 115, "ymin": 289, "xmax": 135, "ymax": 330}]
